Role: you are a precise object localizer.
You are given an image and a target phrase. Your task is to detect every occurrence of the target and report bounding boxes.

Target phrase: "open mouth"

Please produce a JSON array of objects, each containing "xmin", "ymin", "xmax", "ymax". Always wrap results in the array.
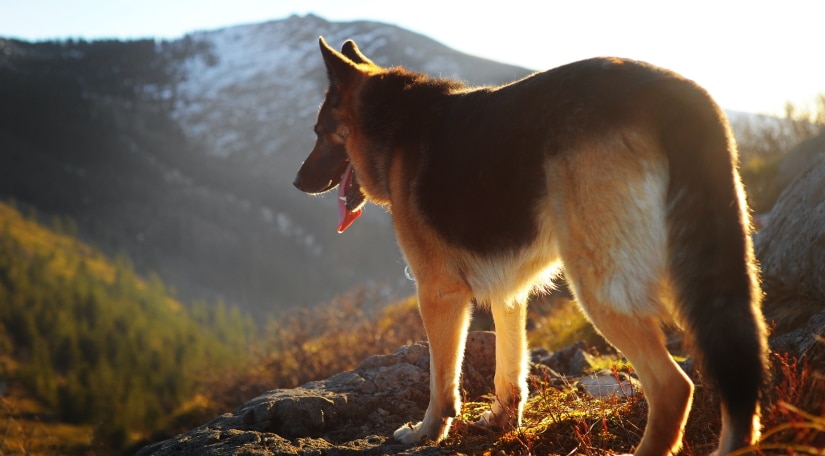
[{"xmin": 337, "ymin": 163, "xmax": 366, "ymax": 232}]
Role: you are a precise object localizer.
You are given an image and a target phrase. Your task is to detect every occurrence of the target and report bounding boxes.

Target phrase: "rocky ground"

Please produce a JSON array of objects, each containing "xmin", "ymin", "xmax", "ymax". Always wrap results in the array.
[{"xmin": 136, "ymin": 331, "xmax": 645, "ymax": 455}]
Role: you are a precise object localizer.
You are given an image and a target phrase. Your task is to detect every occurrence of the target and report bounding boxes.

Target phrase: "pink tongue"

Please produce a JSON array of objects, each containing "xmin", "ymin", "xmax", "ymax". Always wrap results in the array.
[{"xmin": 337, "ymin": 164, "xmax": 362, "ymax": 233}]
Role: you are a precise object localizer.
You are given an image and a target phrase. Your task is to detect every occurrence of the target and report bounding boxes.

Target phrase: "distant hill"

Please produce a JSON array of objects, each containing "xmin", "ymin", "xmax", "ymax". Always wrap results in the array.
[{"xmin": 0, "ymin": 14, "xmax": 533, "ymax": 316}]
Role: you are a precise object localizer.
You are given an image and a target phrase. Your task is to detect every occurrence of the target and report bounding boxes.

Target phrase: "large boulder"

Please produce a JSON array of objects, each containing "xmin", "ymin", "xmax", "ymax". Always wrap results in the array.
[
  {"xmin": 755, "ymin": 135, "xmax": 825, "ymax": 406},
  {"xmin": 755, "ymin": 152, "xmax": 825, "ymax": 333}
]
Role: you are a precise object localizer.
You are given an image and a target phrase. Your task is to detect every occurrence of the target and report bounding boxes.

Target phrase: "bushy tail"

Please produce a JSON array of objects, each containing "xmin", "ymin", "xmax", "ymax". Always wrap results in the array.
[{"xmin": 659, "ymin": 80, "xmax": 768, "ymax": 440}]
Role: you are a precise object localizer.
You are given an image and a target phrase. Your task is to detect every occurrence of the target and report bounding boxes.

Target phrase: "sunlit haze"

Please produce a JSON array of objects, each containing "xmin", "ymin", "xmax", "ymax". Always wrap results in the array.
[{"xmin": 2, "ymin": 0, "xmax": 822, "ymax": 115}]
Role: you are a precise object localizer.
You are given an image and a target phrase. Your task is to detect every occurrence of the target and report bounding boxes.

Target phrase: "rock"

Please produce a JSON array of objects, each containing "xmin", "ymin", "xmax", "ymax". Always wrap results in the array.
[
  {"xmin": 578, "ymin": 370, "xmax": 640, "ymax": 399},
  {"xmin": 535, "ymin": 342, "xmax": 597, "ymax": 376},
  {"xmin": 137, "ymin": 333, "xmax": 499, "ymax": 456},
  {"xmin": 754, "ymin": 135, "xmax": 825, "ymax": 387},
  {"xmin": 529, "ymin": 362, "xmax": 566, "ymax": 388},
  {"xmin": 770, "ymin": 309, "xmax": 825, "ymax": 370},
  {"xmin": 755, "ymin": 152, "xmax": 825, "ymax": 333},
  {"xmin": 459, "ymin": 330, "xmax": 497, "ymax": 397},
  {"xmin": 530, "ymin": 347, "xmax": 551, "ymax": 363},
  {"xmin": 773, "ymin": 132, "xmax": 825, "ymax": 196}
]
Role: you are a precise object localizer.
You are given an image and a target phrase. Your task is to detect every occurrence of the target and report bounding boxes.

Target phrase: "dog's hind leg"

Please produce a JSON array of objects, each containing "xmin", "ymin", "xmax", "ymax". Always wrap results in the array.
[
  {"xmin": 572, "ymin": 288, "xmax": 694, "ymax": 456},
  {"xmin": 478, "ymin": 301, "xmax": 529, "ymax": 431},
  {"xmin": 393, "ymin": 281, "xmax": 473, "ymax": 444}
]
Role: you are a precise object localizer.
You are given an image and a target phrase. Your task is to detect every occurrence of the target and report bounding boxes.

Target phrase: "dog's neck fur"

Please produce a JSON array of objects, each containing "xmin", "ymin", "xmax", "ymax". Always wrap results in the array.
[{"xmin": 350, "ymin": 68, "xmax": 468, "ymax": 206}]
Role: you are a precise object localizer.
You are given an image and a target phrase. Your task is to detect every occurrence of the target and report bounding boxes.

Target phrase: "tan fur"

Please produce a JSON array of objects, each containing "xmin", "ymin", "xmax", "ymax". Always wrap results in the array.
[
  {"xmin": 554, "ymin": 129, "xmax": 673, "ymax": 320},
  {"xmin": 550, "ymin": 129, "xmax": 696, "ymax": 456}
]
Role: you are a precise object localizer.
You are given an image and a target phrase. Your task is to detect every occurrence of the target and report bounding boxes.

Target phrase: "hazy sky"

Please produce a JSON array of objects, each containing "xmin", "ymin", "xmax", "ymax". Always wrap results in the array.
[{"xmin": 2, "ymin": 0, "xmax": 823, "ymax": 115}]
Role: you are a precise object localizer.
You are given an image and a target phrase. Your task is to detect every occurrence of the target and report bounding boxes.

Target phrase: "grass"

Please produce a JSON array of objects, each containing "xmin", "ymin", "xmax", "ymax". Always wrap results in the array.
[
  {"xmin": 444, "ymin": 377, "xmax": 648, "ymax": 455},
  {"xmin": 437, "ymin": 353, "xmax": 824, "ymax": 455},
  {"xmin": 528, "ymin": 292, "xmax": 605, "ymax": 352},
  {"xmin": 202, "ymin": 288, "xmax": 426, "ymax": 414}
]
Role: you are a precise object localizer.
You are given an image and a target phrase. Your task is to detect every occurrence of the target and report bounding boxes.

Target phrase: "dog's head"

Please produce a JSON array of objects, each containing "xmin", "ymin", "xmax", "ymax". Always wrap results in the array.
[{"xmin": 293, "ymin": 38, "xmax": 374, "ymax": 232}]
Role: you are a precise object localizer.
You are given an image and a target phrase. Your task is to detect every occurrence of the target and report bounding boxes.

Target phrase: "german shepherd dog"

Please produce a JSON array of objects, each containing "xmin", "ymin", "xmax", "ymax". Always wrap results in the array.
[{"xmin": 294, "ymin": 38, "xmax": 768, "ymax": 455}]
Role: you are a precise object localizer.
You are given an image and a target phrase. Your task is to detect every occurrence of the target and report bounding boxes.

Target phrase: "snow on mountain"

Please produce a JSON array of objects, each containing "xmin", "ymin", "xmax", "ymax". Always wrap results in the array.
[
  {"xmin": 173, "ymin": 18, "xmax": 321, "ymax": 159},
  {"xmin": 171, "ymin": 14, "xmax": 530, "ymax": 165}
]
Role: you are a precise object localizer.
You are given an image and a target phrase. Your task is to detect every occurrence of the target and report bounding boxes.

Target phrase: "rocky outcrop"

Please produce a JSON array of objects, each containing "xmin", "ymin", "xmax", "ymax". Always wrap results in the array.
[
  {"xmin": 137, "ymin": 331, "xmax": 632, "ymax": 455},
  {"xmin": 755, "ymin": 151, "xmax": 825, "ymax": 333},
  {"xmin": 755, "ymin": 134, "xmax": 825, "ymax": 406},
  {"xmin": 137, "ymin": 333, "xmax": 499, "ymax": 456},
  {"xmin": 773, "ymin": 133, "xmax": 825, "ymax": 197},
  {"xmin": 771, "ymin": 309, "xmax": 825, "ymax": 370}
]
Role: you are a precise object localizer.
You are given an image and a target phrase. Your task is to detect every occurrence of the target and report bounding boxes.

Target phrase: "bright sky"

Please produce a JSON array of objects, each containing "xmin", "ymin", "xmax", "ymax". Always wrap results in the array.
[{"xmin": 2, "ymin": 0, "xmax": 823, "ymax": 116}]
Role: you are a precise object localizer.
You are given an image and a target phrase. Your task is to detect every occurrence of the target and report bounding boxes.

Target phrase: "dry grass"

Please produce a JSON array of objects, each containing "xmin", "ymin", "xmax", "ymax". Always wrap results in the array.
[
  {"xmin": 202, "ymin": 287, "xmax": 426, "ymax": 414},
  {"xmin": 444, "ymin": 372, "xmax": 648, "ymax": 455},
  {"xmin": 528, "ymin": 291, "xmax": 605, "ymax": 353},
  {"xmin": 436, "ymin": 353, "xmax": 824, "ymax": 455},
  {"xmin": 750, "ymin": 353, "xmax": 825, "ymax": 453}
]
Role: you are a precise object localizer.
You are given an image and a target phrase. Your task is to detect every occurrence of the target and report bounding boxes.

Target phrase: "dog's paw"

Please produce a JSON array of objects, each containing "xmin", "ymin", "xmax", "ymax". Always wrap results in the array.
[
  {"xmin": 477, "ymin": 410, "xmax": 497, "ymax": 428},
  {"xmin": 476, "ymin": 409, "xmax": 518, "ymax": 432},
  {"xmin": 393, "ymin": 421, "xmax": 425, "ymax": 444},
  {"xmin": 393, "ymin": 417, "xmax": 452, "ymax": 444}
]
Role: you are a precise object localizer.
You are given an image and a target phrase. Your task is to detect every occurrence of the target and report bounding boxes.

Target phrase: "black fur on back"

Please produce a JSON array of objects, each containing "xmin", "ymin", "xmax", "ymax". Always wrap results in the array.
[{"xmin": 356, "ymin": 58, "xmax": 679, "ymax": 256}]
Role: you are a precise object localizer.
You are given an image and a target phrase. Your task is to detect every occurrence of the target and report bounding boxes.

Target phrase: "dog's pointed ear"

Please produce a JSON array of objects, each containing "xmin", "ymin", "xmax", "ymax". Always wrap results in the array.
[
  {"xmin": 319, "ymin": 37, "xmax": 362, "ymax": 86},
  {"xmin": 340, "ymin": 40, "xmax": 375, "ymax": 66}
]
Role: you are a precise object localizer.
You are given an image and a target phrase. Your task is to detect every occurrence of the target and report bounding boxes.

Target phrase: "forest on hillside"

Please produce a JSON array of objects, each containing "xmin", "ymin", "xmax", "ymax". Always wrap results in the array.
[{"xmin": 0, "ymin": 201, "xmax": 255, "ymax": 452}]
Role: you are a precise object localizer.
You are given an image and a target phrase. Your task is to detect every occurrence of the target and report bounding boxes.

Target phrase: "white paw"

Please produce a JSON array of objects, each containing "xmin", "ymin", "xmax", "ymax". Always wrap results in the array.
[
  {"xmin": 393, "ymin": 417, "xmax": 451, "ymax": 444},
  {"xmin": 393, "ymin": 421, "xmax": 425, "ymax": 444},
  {"xmin": 477, "ymin": 410, "xmax": 496, "ymax": 428},
  {"xmin": 476, "ymin": 407, "xmax": 519, "ymax": 431}
]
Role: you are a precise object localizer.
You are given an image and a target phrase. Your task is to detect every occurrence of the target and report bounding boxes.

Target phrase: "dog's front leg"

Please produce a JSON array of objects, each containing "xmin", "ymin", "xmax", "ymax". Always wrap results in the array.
[
  {"xmin": 478, "ymin": 302, "xmax": 528, "ymax": 431},
  {"xmin": 394, "ymin": 283, "xmax": 472, "ymax": 444}
]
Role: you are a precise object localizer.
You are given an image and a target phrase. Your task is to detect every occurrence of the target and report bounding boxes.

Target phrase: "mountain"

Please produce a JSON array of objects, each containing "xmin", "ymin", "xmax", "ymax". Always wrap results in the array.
[{"xmin": 0, "ymin": 14, "xmax": 532, "ymax": 316}]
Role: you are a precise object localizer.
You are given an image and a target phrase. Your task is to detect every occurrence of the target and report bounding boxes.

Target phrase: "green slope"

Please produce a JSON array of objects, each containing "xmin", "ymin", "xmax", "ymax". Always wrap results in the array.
[{"xmin": 0, "ymin": 200, "xmax": 255, "ymax": 453}]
